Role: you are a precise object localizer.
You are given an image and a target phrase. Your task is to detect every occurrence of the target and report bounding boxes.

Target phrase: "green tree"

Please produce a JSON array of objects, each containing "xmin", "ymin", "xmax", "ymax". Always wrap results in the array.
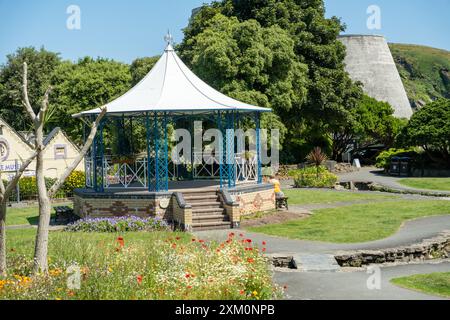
[
  {"xmin": 130, "ymin": 56, "xmax": 159, "ymax": 86},
  {"xmin": 400, "ymin": 99, "xmax": 450, "ymax": 166},
  {"xmin": 179, "ymin": 0, "xmax": 363, "ymax": 161},
  {"xmin": 0, "ymin": 47, "xmax": 61, "ymax": 130},
  {"xmin": 331, "ymin": 95, "xmax": 406, "ymax": 160},
  {"xmin": 50, "ymin": 57, "xmax": 132, "ymax": 143},
  {"xmin": 179, "ymin": 13, "xmax": 308, "ymax": 145}
]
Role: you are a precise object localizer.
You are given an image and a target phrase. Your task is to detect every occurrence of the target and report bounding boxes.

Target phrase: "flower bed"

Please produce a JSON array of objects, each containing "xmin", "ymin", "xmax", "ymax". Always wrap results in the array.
[
  {"xmin": 65, "ymin": 216, "xmax": 169, "ymax": 233},
  {"xmin": 0, "ymin": 232, "xmax": 282, "ymax": 300},
  {"xmin": 291, "ymin": 166, "xmax": 337, "ymax": 188}
]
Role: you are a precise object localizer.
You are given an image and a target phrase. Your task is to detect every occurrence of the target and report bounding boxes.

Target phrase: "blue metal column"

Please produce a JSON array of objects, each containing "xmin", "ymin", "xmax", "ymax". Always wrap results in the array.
[
  {"xmin": 163, "ymin": 112, "xmax": 169, "ymax": 191},
  {"xmin": 226, "ymin": 111, "xmax": 236, "ymax": 188},
  {"xmin": 146, "ymin": 112, "xmax": 152, "ymax": 192},
  {"xmin": 93, "ymin": 117, "xmax": 106, "ymax": 192},
  {"xmin": 83, "ymin": 119, "xmax": 88, "ymax": 188},
  {"xmin": 255, "ymin": 112, "xmax": 262, "ymax": 184},
  {"xmin": 98, "ymin": 118, "xmax": 105, "ymax": 192},
  {"xmin": 153, "ymin": 112, "xmax": 160, "ymax": 191},
  {"xmin": 217, "ymin": 111, "xmax": 224, "ymax": 188}
]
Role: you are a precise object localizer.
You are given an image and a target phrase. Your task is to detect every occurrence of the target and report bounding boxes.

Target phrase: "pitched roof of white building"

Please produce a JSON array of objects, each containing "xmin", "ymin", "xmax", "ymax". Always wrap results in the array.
[{"xmin": 77, "ymin": 39, "xmax": 270, "ymax": 116}]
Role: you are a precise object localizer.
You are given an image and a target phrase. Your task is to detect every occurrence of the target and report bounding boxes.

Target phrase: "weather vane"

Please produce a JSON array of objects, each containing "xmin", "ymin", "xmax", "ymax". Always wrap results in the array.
[{"xmin": 164, "ymin": 30, "xmax": 173, "ymax": 46}]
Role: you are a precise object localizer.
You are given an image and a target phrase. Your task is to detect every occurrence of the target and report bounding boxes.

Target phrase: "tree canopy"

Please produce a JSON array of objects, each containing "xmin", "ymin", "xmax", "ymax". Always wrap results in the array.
[
  {"xmin": 50, "ymin": 57, "xmax": 131, "ymax": 143},
  {"xmin": 0, "ymin": 47, "xmax": 61, "ymax": 130},
  {"xmin": 179, "ymin": 0, "xmax": 363, "ymax": 159},
  {"xmin": 130, "ymin": 56, "xmax": 159, "ymax": 86},
  {"xmin": 400, "ymin": 99, "xmax": 450, "ymax": 166}
]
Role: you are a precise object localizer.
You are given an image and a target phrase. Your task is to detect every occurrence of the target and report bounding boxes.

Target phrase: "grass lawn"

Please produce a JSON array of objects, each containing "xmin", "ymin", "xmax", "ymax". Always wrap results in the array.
[
  {"xmin": 398, "ymin": 178, "xmax": 450, "ymax": 191},
  {"xmin": 2, "ymin": 228, "xmax": 279, "ymax": 300},
  {"xmin": 284, "ymin": 188, "xmax": 397, "ymax": 205},
  {"xmin": 6, "ymin": 203, "xmax": 71, "ymax": 226},
  {"xmin": 247, "ymin": 200, "xmax": 450, "ymax": 243},
  {"xmin": 391, "ymin": 272, "xmax": 450, "ymax": 298}
]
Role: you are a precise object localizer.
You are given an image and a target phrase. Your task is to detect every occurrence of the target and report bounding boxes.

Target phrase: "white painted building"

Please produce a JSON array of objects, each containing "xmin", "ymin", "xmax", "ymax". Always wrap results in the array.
[{"xmin": 0, "ymin": 117, "xmax": 84, "ymax": 179}]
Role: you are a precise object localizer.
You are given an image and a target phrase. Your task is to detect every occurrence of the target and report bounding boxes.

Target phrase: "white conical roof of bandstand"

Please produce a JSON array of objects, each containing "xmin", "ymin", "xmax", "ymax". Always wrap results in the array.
[{"xmin": 78, "ymin": 39, "xmax": 269, "ymax": 116}]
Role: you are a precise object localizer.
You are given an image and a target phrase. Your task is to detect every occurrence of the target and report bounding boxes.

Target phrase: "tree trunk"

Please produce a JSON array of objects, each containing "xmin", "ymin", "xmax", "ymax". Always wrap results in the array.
[
  {"xmin": 33, "ymin": 130, "xmax": 52, "ymax": 274},
  {"xmin": 0, "ymin": 200, "xmax": 7, "ymax": 276}
]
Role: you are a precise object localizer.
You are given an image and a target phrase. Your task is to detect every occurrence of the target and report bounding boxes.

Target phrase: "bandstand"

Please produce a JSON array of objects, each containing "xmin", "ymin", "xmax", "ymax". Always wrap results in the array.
[{"xmin": 73, "ymin": 35, "xmax": 276, "ymax": 231}]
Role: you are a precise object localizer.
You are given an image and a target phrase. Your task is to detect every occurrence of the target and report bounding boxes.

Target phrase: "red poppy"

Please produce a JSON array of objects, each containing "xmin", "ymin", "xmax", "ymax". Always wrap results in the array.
[
  {"xmin": 228, "ymin": 232, "xmax": 235, "ymax": 237},
  {"xmin": 137, "ymin": 275, "xmax": 143, "ymax": 284},
  {"xmin": 262, "ymin": 241, "xmax": 266, "ymax": 245},
  {"xmin": 117, "ymin": 237, "xmax": 125, "ymax": 247},
  {"xmin": 176, "ymin": 236, "xmax": 181, "ymax": 240},
  {"xmin": 185, "ymin": 273, "xmax": 191, "ymax": 278},
  {"xmin": 198, "ymin": 240, "xmax": 205, "ymax": 243},
  {"xmin": 239, "ymin": 233, "xmax": 244, "ymax": 237},
  {"xmin": 172, "ymin": 243, "xmax": 177, "ymax": 249},
  {"xmin": 191, "ymin": 238, "xmax": 196, "ymax": 242},
  {"xmin": 187, "ymin": 285, "xmax": 192, "ymax": 289},
  {"xmin": 247, "ymin": 258, "xmax": 255, "ymax": 263},
  {"xmin": 239, "ymin": 290, "xmax": 245, "ymax": 295},
  {"xmin": 246, "ymin": 239, "xmax": 252, "ymax": 243},
  {"xmin": 262, "ymin": 248, "xmax": 266, "ymax": 252}
]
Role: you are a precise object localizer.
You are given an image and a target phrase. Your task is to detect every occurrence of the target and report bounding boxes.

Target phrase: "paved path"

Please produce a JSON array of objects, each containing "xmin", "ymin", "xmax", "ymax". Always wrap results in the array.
[
  {"xmin": 337, "ymin": 167, "xmax": 450, "ymax": 195},
  {"xmin": 275, "ymin": 261, "xmax": 450, "ymax": 300},
  {"xmin": 6, "ymin": 224, "xmax": 66, "ymax": 231},
  {"xmin": 195, "ymin": 215, "xmax": 450, "ymax": 254},
  {"xmin": 196, "ymin": 215, "xmax": 450, "ymax": 300}
]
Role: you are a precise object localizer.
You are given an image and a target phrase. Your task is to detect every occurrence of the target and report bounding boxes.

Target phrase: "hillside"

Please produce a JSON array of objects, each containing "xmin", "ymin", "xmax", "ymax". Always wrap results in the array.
[{"xmin": 389, "ymin": 43, "xmax": 450, "ymax": 109}]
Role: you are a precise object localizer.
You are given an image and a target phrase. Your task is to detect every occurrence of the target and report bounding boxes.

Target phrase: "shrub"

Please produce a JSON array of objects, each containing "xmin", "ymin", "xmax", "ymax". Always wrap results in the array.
[
  {"xmin": 293, "ymin": 166, "xmax": 337, "ymax": 188},
  {"xmin": 65, "ymin": 216, "xmax": 169, "ymax": 233},
  {"xmin": 10, "ymin": 176, "xmax": 59, "ymax": 200},
  {"xmin": 62, "ymin": 171, "xmax": 85, "ymax": 195},
  {"xmin": 375, "ymin": 148, "xmax": 418, "ymax": 171}
]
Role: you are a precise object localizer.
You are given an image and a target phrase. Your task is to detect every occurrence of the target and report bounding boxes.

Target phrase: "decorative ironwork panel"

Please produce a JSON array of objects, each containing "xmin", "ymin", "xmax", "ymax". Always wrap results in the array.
[
  {"xmin": 147, "ymin": 112, "xmax": 169, "ymax": 191},
  {"xmin": 255, "ymin": 112, "xmax": 262, "ymax": 184}
]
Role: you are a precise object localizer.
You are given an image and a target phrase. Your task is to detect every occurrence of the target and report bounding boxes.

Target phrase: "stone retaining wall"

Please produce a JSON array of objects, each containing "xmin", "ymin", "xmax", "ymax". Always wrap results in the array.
[
  {"xmin": 335, "ymin": 231, "xmax": 450, "ymax": 267},
  {"xmin": 73, "ymin": 191, "xmax": 172, "ymax": 221},
  {"xmin": 228, "ymin": 184, "xmax": 276, "ymax": 216}
]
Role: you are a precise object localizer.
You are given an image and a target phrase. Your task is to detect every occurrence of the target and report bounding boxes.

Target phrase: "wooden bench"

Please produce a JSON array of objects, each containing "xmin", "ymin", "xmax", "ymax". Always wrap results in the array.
[
  {"xmin": 276, "ymin": 197, "xmax": 289, "ymax": 210},
  {"xmin": 53, "ymin": 206, "xmax": 76, "ymax": 223}
]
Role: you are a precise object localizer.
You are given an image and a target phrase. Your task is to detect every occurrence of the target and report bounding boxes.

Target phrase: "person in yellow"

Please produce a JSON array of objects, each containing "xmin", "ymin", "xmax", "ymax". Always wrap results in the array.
[{"xmin": 269, "ymin": 175, "xmax": 284, "ymax": 199}]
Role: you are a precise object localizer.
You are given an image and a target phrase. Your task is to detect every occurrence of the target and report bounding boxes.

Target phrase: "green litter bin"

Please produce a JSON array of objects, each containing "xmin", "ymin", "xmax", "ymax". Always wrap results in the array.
[
  {"xmin": 399, "ymin": 157, "xmax": 411, "ymax": 177},
  {"xmin": 389, "ymin": 156, "xmax": 400, "ymax": 176}
]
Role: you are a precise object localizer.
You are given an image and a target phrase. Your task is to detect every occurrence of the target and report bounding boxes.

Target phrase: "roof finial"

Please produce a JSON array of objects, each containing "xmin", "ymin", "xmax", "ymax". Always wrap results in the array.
[{"xmin": 164, "ymin": 30, "xmax": 173, "ymax": 46}]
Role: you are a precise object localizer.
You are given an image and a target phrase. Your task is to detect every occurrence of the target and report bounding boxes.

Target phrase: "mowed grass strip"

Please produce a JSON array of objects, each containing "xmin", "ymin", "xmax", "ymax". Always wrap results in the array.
[
  {"xmin": 391, "ymin": 272, "xmax": 450, "ymax": 298},
  {"xmin": 5, "ymin": 203, "xmax": 71, "ymax": 226},
  {"xmin": 283, "ymin": 188, "xmax": 397, "ymax": 206},
  {"xmin": 247, "ymin": 200, "xmax": 450, "ymax": 243},
  {"xmin": 398, "ymin": 178, "xmax": 450, "ymax": 192}
]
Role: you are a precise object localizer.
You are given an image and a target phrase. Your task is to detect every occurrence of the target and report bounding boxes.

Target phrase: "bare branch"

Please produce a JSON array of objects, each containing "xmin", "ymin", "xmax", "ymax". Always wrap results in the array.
[
  {"xmin": 48, "ymin": 108, "xmax": 107, "ymax": 198},
  {"xmin": 38, "ymin": 86, "xmax": 53, "ymax": 123},
  {"xmin": 22, "ymin": 62, "xmax": 37, "ymax": 122},
  {"xmin": 4, "ymin": 151, "xmax": 38, "ymax": 197},
  {"xmin": 0, "ymin": 168, "xmax": 6, "ymax": 197}
]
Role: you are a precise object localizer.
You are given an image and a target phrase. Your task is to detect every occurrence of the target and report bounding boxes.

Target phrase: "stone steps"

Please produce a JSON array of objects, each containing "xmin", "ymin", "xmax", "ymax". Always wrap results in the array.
[
  {"xmin": 190, "ymin": 201, "xmax": 222, "ymax": 209},
  {"xmin": 192, "ymin": 221, "xmax": 232, "ymax": 231},
  {"xmin": 184, "ymin": 195, "xmax": 219, "ymax": 202},
  {"xmin": 192, "ymin": 214, "xmax": 230, "ymax": 223},
  {"xmin": 182, "ymin": 190, "xmax": 232, "ymax": 231}
]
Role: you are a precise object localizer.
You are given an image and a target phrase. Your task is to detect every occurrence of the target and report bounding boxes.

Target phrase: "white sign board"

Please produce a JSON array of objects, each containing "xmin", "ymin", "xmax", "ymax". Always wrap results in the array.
[{"xmin": 353, "ymin": 158, "xmax": 361, "ymax": 169}]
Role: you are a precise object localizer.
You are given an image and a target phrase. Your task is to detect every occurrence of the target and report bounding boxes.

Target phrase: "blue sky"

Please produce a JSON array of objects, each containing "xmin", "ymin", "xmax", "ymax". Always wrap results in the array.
[{"xmin": 0, "ymin": 0, "xmax": 449, "ymax": 64}]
